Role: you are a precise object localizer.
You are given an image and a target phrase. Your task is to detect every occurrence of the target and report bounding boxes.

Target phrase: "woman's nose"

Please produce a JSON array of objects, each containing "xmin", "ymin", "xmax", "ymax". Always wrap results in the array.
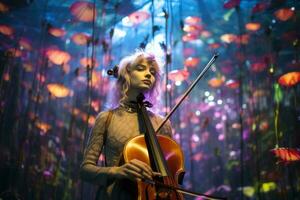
[{"xmin": 145, "ymin": 71, "xmax": 152, "ymax": 79}]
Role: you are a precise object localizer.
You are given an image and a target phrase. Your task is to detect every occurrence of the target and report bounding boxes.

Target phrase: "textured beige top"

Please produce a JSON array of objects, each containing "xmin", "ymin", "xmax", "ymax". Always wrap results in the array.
[{"xmin": 80, "ymin": 106, "xmax": 172, "ymax": 199}]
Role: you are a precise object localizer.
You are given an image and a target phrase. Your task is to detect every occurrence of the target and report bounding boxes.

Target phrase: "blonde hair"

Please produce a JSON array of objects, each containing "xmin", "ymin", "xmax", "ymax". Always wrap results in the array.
[{"xmin": 115, "ymin": 49, "xmax": 162, "ymax": 105}]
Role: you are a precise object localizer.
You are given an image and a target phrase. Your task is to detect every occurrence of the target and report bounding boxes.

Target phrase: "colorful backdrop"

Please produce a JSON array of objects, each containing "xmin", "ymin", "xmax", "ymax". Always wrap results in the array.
[{"xmin": 0, "ymin": 0, "xmax": 299, "ymax": 199}]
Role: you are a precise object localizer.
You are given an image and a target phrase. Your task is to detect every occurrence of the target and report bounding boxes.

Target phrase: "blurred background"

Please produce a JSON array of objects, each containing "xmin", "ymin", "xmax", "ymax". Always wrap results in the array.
[{"xmin": 0, "ymin": 0, "xmax": 299, "ymax": 199}]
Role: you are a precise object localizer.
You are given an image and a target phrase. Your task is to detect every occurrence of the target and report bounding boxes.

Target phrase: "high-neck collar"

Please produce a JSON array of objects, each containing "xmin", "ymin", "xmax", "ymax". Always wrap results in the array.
[{"xmin": 119, "ymin": 101, "xmax": 138, "ymax": 113}]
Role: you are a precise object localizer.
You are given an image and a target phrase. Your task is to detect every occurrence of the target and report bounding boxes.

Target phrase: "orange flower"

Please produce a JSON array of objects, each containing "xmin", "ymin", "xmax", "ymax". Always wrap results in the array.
[
  {"xmin": 245, "ymin": 22, "xmax": 261, "ymax": 31},
  {"xmin": 70, "ymin": 1, "xmax": 96, "ymax": 22},
  {"xmin": 184, "ymin": 57, "xmax": 200, "ymax": 68},
  {"xmin": 71, "ymin": 33, "xmax": 90, "ymax": 45},
  {"xmin": 47, "ymin": 83, "xmax": 71, "ymax": 98},
  {"xmin": 48, "ymin": 27, "xmax": 66, "ymax": 37},
  {"xmin": 0, "ymin": 24, "xmax": 14, "ymax": 36},
  {"xmin": 46, "ymin": 49, "xmax": 71, "ymax": 65},
  {"xmin": 278, "ymin": 72, "xmax": 300, "ymax": 87},
  {"xmin": 208, "ymin": 76, "xmax": 225, "ymax": 88},
  {"xmin": 220, "ymin": 34, "xmax": 237, "ymax": 43},
  {"xmin": 271, "ymin": 148, "xmax": 300, "ymax": 163},
  {"xmin": 274, "ymin": 8, "xmax": 294, "ymax": 21}
]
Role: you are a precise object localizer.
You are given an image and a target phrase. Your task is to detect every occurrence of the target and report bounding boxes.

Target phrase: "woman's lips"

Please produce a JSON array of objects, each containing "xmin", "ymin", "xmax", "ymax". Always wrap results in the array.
[{"xmin": 142, "ymin": 80, "xmax": 151, "ymax": 85}]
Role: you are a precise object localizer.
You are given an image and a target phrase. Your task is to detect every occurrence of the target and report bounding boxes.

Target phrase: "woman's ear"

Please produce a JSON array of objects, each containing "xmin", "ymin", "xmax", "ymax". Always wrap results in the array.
[{"xmin": 125, "ymin": 63, "xmax": 131, "ymax": 72}]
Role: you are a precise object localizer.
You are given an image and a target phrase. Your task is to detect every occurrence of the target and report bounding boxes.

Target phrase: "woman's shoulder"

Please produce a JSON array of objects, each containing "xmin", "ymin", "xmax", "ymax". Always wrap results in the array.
[
  {"xmin": 95, "ymin": 109, "xmax": 115, "ymax": 122},
  {"xmin": 148, "ymin": 111, "xmax": 172, "ymax": 127},
  {"xmin": 148, "ymin": 110, "xmax": 164, "ymax": 120}
]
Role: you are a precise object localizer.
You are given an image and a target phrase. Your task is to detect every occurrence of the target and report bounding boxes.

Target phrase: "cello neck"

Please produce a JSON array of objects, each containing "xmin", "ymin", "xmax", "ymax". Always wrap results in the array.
[{"xmin": 136, "ymin": 94, "xmax": 171, "ymax": 177}]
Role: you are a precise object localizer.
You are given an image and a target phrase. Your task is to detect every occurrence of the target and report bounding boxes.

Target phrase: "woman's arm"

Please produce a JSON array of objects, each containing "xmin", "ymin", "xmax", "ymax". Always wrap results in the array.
[
  {"xmin": 80, "ymin": 111, "xmax": 115, "ymax": 186},
  {"xmin": 80, "ymin": 111, "xmax": 155, "ymax": 185}
]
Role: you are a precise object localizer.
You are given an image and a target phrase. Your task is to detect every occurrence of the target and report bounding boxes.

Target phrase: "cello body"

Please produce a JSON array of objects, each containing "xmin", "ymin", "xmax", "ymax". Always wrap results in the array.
[{"xmin": 123, "ymin": 134, "xmax": 185, "ymax": 200}]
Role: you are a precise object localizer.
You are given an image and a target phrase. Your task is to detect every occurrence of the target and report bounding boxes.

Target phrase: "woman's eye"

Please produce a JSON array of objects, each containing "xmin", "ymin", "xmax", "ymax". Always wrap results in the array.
[
  {"xmin": 136, "ymin": 65, "xmax": 145, "ymax": 70},
  {"xmin": 150, "ymin": 69, "xmax": 156, "ymax": 75}
]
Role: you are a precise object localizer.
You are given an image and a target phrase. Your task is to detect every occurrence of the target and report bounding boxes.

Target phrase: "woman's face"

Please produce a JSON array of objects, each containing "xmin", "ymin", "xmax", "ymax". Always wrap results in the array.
[{"xmin": 128, "ymin": 59, "xmax": 157, "ymax": 92}]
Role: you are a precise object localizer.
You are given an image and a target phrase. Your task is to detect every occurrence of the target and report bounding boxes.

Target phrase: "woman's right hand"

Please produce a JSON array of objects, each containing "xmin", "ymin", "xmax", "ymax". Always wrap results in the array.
[{"xmin": 110, "ymin": 159, "xmax": 159, "ymax": 182}]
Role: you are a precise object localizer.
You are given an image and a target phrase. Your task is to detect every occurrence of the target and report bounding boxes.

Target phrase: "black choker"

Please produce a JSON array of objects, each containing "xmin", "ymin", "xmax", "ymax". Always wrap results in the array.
[{"xmin": 119, "ymin": 102, "xmax": 138, "ymax": 113}]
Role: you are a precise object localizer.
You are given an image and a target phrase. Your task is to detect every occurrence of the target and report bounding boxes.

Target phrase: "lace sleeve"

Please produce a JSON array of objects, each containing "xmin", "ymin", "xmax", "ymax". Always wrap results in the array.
[{"xmin": 79, "ymin": 111, "xmax": 114, "ymax": 186}]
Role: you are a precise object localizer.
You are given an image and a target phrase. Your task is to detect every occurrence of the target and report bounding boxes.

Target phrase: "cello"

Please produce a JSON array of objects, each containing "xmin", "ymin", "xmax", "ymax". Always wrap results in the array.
[
  {"xmin": 119, "ymin": 54, "xmax": 227, "ymax": 200},
  {"xmin": 124, "ymin": 94, "xmax": 184, "ymax": 200}
]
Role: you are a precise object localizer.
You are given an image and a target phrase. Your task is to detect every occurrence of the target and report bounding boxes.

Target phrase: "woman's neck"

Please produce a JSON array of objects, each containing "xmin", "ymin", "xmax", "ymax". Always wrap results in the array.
[{"xmin": 126, "ymin": 89, "xmax": 143, "ymax": 102}]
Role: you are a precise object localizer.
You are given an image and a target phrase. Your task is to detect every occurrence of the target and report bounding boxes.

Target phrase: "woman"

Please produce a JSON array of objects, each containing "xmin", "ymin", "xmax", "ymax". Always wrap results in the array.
[{"xmin": 80, "ymin": 50, "xmax": 173, "ymax": 199}]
